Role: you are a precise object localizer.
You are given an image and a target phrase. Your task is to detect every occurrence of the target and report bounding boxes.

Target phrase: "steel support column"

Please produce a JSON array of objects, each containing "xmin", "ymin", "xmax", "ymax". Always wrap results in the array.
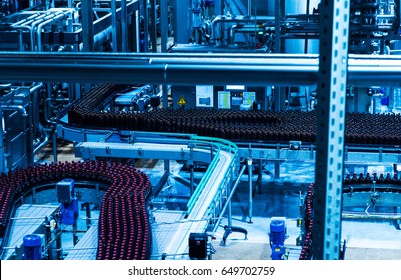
[
  {"xmin": 313, "ymin": 0, "xmax": 350, "ymax": 260},
  {"xmin": 172, "ymin": 0, "xmax": 191, "ymax": 44},
  {"xmin": 150, "ymin": 0, "xmax": 157, "ymax": 52},
  {"xmin": 0, "ymin": 108, "xmax": 4, "ymax": 173},
  {"xmin": 142, "ymin": 0, "xmax": 149, "ymax": 52},
  {"xmin": 111, "ymin": 0, "xmax": 118, "ymax": 51},
  {"xmin": 247, "ymin": 157, "xmax": 253, "ymax": 223},
  {"xmin": 121, "ymin": 0, "xmax": 128, "ymax": 52},
  {"xmin": 81, "ymin": 0, "xmax": 94, "ymax": 52},
  {"xmin": 160, "ymin": 0, "xmax": 168, "ymax": 53},
  {"xmin": 274, "ymin": 0, "xmax": 281, "ymax": 53}
]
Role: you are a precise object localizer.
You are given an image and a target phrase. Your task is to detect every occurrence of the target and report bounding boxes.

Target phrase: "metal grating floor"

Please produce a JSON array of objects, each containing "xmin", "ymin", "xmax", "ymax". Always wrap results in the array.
[
  {"xmin": 64, "ymin": 224, "xmax": 98, "ymax": 260},
  {"xmin": 2, "ymin": 204, "xmax": 58, "ymax": 260},
  {"xmin": 150, "ymin": 210, "xmax": 187, "ymax": 259}
]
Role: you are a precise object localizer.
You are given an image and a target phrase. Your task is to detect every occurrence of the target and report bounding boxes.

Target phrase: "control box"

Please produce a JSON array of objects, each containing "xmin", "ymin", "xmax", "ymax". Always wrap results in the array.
[{"xmin": 188, "ymin": 232, "xmax": 208, "ymax": 259}]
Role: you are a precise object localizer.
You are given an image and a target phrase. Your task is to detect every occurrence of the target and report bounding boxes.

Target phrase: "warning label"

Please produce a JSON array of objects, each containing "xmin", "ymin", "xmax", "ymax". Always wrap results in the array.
[{"xmin": 177, "ymin": 95, "xmax": 187, "ymax": 105}]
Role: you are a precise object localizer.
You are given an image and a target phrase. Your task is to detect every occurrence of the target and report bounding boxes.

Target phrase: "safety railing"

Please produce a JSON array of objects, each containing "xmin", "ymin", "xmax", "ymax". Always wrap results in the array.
[
  {"xmin": 186, "ymin": 148, "xmax": 221, "ymax": 215},
  {"xmin": 185, "ymin": 136, "xmax": 239, "ymax": 222}
]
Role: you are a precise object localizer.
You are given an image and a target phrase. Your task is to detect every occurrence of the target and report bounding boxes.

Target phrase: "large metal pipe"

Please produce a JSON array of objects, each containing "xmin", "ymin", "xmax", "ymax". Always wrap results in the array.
[
  {"xmin": 1, "ymin": 53, "xmax": 401, "ymax": 86},
  {"xmin": 0, "ymin": 52, "xmax": 318, "ymax": 85}
]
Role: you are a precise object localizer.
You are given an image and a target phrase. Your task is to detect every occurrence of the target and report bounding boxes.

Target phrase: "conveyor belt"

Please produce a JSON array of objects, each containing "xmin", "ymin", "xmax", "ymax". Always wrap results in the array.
[
  {"xmin": 150, "ymin": 210, "xmax": 187, "ymax": 259},
  {"xmin": 0, "ymin": 160, "xmax": 152, "ymax": 260},
  {"xmin": 75, "ymin": 135, "xmax": 239, "ymax": 259},
  {"xmin": 65, "ymin": 84, "xmax": 401, "ymax": 146},
  {"xmin": 164, "ymin": 149, "xmax": 233, "ymax": 259}
]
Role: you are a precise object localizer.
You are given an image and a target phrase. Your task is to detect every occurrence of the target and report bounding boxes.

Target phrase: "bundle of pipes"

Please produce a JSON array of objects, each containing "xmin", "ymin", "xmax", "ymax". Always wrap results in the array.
[{"xmin": 10, "ymin": 8, "xmax": 74, "ymax": 51}]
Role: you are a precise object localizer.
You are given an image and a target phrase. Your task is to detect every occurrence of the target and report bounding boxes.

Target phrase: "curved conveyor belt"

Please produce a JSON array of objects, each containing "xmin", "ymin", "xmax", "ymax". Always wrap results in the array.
[
  {"xmin": 75, "ymin": 135, "xmax": 239, "ymax": 259},
  {"xmin": 65, "ymin": 84, "xmax": 401, "ymax": 146},
  {"xmin": 0, "ymin": 160, "xmax": 153, "ymax": 260}
]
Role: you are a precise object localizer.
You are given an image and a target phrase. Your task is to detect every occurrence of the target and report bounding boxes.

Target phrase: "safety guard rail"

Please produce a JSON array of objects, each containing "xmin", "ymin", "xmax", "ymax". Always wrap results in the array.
[{"xmin": 186, "ymin": 136, "xmax": 239, "ymax": 218}]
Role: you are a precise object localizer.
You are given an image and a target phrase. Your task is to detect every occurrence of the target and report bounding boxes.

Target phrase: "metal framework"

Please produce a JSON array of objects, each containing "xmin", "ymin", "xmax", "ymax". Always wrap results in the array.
[
  {"xmin": 73, "ymin": 132, "xmax": 241, "ymax": 259},
  {"xmin": 313, "ymin": 0, "xmax": 350, "ymax": 260}
]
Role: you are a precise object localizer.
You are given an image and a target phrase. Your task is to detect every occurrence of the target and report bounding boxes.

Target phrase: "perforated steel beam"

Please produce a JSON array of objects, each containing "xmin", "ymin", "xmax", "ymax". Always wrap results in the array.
[
  {"xmin": 81, "ymin": 0, "xmax": 94, "ymax": 52},
  {"xmin": 313, "ymin": 0, "xmax": 350, "ymax": 260}
]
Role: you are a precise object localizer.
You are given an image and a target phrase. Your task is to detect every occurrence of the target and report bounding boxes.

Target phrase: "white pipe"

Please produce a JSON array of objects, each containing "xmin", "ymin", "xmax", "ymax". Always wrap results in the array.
[
  {"xmin": 36, "ymin": 17, "xmax": 60, "ymax": 51},
  {"xmin": 37, "ymin": 12, "xmax": 71, "ymax": 52},
  {"xmin": 11, "ymin": 12, "xmax": 42, "ymax": 27},
  {"xmin": 11, "ymin": 13, "xmax": 49, "ymax": 51}
]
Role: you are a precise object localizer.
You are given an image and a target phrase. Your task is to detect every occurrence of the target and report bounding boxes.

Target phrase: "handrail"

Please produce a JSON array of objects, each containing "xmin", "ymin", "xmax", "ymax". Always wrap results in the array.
[
  {"xmin": 185, "ymin": 135, "xmax": 239, "ymax": 220},
  {"xmin": 58, "ymin": 116, "xmax": 241, "ymax": 225},
  {"xmin": 186, "ymin": 147, "xmax": 221, "ymax": 215},
  {"xmin": 212, "ymin": 164, "xmax": 247, "ymax": 233}
]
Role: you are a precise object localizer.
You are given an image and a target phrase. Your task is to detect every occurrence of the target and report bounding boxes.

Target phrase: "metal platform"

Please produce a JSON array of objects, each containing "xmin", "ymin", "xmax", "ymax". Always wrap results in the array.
[
  {"xmin": 150, "ymin": 210, "xmax": 187, "ymax": 259},
  {"xmin": 1, "ymin": 204, "xmax": 58, "ymax": 260},
  {"xmin": 64, "ymin": 224, "xmax": 98, "ymax": 260}
]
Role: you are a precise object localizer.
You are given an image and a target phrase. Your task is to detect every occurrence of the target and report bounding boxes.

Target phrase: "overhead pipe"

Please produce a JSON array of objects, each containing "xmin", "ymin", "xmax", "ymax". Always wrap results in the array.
[
  {"xmin": 0, "ymin": 52, "xmax": 319, "ymax": 86},
  {"xmin": 11, "ymin": 9, "xmax": 73, "ymax": 51},
  {"xmin": 29, "ymin": 82, "xmax": 43, "ymax": 94},
  {"xmin": 11, "ymin": 12, "xmax": 43, "ymax": 27},
  {"xmin": 2, "ymin": 53, "xmax": 401, "ymax": 86},
  {"xmin": 227, "ymin": 24, "xmax": 238, "ymax": 45},
  {"xmin": 11, "ymin": 12, "xmax": 49, "ymax": 28}
]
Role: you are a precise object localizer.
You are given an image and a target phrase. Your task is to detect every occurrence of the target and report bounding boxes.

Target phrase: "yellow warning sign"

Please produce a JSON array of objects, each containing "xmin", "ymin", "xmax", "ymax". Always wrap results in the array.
[{"xmin": 177, "ymin": 95, "xmax": 187, "ymax": 105}]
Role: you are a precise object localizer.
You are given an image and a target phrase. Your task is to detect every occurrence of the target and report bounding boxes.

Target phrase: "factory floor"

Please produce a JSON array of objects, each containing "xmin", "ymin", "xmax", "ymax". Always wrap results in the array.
[{"xmin": 34, "ymin": 140, "xmax": 401, "ymax": 261}]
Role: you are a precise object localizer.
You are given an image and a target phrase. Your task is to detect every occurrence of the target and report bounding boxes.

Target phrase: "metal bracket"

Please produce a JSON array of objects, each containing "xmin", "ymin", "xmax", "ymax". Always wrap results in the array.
[
  {"xmin": 379, "ymin": 147, "xmax": 383, "ymax": 162},
  {"xmin": 276, "ymin": 143, "xmax": 281, "ymax": 159}
]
